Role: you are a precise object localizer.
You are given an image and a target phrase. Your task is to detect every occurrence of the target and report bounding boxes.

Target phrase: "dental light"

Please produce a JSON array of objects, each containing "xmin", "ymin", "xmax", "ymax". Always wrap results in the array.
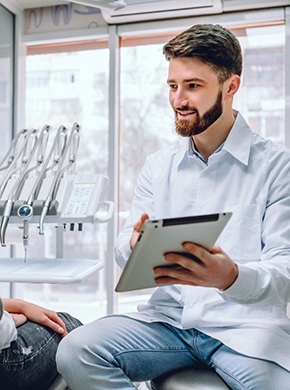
[{"xmin": 63, "ymin": 0, "xmax": 127, "ymax": 11}]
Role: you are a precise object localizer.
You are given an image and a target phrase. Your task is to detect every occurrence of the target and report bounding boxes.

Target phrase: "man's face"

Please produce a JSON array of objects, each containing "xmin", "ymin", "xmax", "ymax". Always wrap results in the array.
[{"xmin": 167, "ymin": 57, "xmax": 224, "ymax": 137}]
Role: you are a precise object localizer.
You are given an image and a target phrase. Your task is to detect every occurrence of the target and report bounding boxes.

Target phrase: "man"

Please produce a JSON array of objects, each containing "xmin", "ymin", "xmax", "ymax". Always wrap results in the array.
[
  {"xmin": 56, "ymin": 24, "xmax": 290, "ymax": 389},
  {"xmin": 0, "ymin": 297, "xmax": 82, "ymax": 389}
]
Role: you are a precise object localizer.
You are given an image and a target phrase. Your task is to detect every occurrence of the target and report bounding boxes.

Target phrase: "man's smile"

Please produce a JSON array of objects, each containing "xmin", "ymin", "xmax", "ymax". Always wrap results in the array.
[{"xmin": 175, "ymin": 109, "xmax": 196, "ymax": 119}]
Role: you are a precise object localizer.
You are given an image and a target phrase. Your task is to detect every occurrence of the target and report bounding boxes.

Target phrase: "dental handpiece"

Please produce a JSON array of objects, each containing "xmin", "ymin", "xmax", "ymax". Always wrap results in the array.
[
  {"xmin": 0, "ymin": 199, "xmax": 13, "ymax": 246},
  {"xmin": 17, "ymin": 204, "xmax": 33, "ymax": 262}
]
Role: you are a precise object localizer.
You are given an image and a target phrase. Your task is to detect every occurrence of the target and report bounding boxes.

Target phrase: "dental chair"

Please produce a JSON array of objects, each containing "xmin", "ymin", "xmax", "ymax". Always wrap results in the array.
[{"xmin": 151, "ymin": 365, "xmax": 230, "ymax": 390}]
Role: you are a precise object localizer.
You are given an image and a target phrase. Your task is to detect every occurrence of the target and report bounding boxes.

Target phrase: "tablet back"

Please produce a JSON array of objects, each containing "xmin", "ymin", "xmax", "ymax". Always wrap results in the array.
[{"xmin": 115, "ymin": 212, "xmax": 232, "ymax": 292}]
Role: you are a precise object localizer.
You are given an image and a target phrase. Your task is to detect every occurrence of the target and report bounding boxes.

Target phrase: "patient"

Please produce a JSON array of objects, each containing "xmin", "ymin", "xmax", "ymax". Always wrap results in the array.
[{"xmin": 0, "ymin": 297, "xmax": 82, "ymax": 390}]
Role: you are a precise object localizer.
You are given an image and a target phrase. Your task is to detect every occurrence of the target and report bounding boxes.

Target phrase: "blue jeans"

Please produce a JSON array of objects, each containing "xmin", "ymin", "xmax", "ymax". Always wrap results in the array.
[
  {"xmin": 0, "ymin": 312, "xmax": 82, "ymax": 390},
  {"xmin": 56, "ymin": 315, "xmax": 290, "ymax": 390}
]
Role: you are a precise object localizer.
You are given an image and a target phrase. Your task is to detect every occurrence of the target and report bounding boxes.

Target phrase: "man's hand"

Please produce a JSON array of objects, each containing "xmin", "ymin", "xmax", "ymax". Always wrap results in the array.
[
  {"xmin": 154, "ymin": 242, "xmax": 238, "ymax": 291},
  {"xmin": 130, "ymin": 213, "xmax": 149, "ymax": 249}
]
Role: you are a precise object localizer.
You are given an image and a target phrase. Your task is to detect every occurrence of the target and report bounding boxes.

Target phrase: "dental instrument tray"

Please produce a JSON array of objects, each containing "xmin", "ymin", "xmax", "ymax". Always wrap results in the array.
[
  {"xmin": 0, "ymin": 258, "xmax": 102, "ymax": 284},
  {"xmin": 115, "ymin": 212, "xmax": 232, "ymax": 292}
]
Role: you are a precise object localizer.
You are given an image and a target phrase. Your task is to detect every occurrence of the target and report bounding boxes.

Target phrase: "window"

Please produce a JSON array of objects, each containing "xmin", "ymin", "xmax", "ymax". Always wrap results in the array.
[
  {"xmin": 18, "ymin": 45, "xmax": 110, "ymax": 323},
  {"xmin": 0, "ymin": 4, "xmax": 14, "ymax": 160},
  {"xmin": 0, "ymin": 5, "xmax": 15, "ymax": 291},
  {"xmin": 234, "ymin": 25, "xmax": 285, "ymax": 144}
]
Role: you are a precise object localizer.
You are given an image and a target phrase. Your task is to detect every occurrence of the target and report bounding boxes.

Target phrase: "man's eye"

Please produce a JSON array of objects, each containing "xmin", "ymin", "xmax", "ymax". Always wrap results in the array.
[
  {"xmin": 189, "ymin": 83, "xmax": 198, "ymax": 88},
  {"xmin": 169, "ymin": 84, "xmax": 177, "ymax": 90}
]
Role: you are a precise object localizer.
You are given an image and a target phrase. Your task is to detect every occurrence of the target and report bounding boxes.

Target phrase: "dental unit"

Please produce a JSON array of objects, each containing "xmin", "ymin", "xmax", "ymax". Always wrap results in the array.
[{"xmin": 0, "ymin": 123, "xmax": 114, "ymax": 283}]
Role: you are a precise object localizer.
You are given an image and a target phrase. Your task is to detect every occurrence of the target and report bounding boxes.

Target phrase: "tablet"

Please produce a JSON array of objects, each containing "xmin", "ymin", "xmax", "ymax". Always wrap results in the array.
[{"xmin": 115, "ymin": 212, "xmax": 232, "ymax": 292}]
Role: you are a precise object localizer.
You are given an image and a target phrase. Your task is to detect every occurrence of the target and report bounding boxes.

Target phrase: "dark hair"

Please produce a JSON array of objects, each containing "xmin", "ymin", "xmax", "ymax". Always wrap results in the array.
[{"xmin": 163, "ymin": 24, "xmax": 243, "ymax": 83}]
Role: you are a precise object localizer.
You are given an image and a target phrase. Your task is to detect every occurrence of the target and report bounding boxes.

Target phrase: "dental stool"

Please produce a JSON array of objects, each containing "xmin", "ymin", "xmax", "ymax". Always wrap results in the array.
[
  {"xmin": 151, "ymin": 366, "xmax": 230, "ymax": 390},
  {"xmin": 48, "ymin": 375, "xmax": 69, "ymax": 390}
]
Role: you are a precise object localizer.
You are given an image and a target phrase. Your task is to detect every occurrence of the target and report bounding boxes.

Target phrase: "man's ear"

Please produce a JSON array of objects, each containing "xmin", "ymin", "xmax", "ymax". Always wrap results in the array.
[{"xmin": 225, "ymin": 75, "xmax": 241, "ymax": 99}]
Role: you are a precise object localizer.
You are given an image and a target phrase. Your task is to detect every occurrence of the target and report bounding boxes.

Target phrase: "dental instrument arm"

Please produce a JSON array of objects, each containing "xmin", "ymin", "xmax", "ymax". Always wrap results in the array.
[
  {"xmin": 0, "ymin": 126, "xmax": 48, "ymax": 247},
  {"xmin": 38, "ymin": 123, "xmax": 80, "ymax": 235}
]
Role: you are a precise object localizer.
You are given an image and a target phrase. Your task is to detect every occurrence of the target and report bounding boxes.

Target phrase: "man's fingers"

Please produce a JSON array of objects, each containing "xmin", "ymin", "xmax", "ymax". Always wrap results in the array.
[
  {"xmin": 134, "ymin": 213, "xmax": 149, "ymax": 232},
  {"xmin": 130, "ymin": 213, "xmax": 150, "ymax": 249}
]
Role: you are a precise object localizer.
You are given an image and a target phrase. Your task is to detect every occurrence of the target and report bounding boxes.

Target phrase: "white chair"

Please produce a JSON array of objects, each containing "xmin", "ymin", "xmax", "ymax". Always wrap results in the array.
[{"xmin": 151, "ymin": 366, "xmax": 230, "ymax": 390}]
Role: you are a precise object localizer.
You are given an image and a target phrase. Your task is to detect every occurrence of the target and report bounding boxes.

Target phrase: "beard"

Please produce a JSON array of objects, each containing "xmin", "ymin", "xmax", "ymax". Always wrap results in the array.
[{"xmin": 175, "ymin": 90, "xmax": 223, "ymax": 137}]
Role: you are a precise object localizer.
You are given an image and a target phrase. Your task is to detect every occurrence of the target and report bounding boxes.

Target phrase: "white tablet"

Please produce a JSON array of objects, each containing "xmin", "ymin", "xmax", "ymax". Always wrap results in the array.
[{"xmin": 115, "ymin": 212, "xmax": 232, "ymax": 292}]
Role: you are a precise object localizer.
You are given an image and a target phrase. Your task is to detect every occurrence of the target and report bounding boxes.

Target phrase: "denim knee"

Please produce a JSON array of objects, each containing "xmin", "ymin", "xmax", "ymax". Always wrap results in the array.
[{"xmin": 56, "ymin": 330, "xmax": 79, "ymax": 376}]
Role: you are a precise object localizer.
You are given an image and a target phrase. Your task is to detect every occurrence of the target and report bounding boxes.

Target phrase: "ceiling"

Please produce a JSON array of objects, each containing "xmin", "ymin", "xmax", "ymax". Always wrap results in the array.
[
  {"xmin": 14, "ymin": 0, "xmax": 290, "ymax": 11},
  {"xmin": 16, "ymin": 0, "xmax": 67, "ymax": 9}
]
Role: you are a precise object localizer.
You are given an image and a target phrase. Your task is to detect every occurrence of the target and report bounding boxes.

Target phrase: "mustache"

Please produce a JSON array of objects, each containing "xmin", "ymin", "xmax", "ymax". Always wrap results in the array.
[{"xmin": 175, "ymin": 106, "xmax": 197, "ymax": 112}]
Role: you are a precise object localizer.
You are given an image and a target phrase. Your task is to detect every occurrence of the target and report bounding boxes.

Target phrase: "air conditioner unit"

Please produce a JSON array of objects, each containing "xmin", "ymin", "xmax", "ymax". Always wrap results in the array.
[{"xmin": 101, "ymin": 0, "xmax": 223, "ymax": 24}]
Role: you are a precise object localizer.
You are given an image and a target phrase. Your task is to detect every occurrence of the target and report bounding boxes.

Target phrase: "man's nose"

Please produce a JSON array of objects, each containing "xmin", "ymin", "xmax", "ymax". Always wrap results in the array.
[{"xmin": 172, "ymin": 89, "xmax": 189, "ymax": 109}]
